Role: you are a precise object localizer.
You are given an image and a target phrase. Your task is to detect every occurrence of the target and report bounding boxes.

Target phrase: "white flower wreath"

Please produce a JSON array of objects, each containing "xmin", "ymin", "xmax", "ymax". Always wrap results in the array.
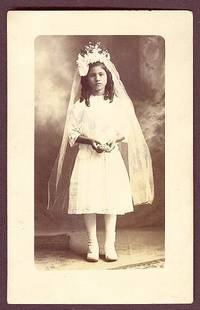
[{"xmin": 76, "ymin": 42, "xmax": 111, "ymax": 76}]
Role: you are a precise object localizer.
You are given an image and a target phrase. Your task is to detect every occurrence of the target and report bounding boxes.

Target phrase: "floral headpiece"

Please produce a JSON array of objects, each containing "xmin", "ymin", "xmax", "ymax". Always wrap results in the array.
[{"xmin": 76, "ymin": 42, "xmax": 111, "ymax": 76}]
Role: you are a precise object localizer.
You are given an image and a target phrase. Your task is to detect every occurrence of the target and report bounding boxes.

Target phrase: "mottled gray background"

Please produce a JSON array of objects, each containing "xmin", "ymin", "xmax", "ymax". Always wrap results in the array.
[{"xmin": 35, "ymin": 36, "xmax": 165, "ymax": 234}]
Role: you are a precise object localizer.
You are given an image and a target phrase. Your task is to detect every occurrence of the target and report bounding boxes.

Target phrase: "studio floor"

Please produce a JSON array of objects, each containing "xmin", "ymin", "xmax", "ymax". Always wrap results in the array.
[{"xmin": 35, "ymin": 227, "xmax": 165, "ymax": 270}]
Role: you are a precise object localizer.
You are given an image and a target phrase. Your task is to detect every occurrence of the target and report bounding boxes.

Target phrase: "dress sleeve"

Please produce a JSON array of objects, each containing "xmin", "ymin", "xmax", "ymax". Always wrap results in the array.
[{"xmin": 67, "ymin": 100, "xmax": 84, "ymax": 147}]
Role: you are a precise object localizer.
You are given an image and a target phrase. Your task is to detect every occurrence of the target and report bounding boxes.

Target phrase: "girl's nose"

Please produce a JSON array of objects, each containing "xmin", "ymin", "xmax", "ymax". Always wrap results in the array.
[{"xmin": 95, "ymin": 75, "xmax": 100, "ymax": 82}]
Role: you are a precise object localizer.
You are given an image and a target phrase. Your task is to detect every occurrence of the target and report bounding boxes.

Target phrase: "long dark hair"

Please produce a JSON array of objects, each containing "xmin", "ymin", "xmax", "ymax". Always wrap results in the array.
[{"xmin": 80, "ymin": 61, "xmax": 114, "ymax": 106}]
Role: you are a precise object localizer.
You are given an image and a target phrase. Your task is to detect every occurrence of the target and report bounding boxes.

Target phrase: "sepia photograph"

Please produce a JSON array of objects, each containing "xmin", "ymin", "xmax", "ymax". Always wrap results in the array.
[
  {"xmin": 7, "ymin": 11, "xmax": 193, "ymax": 304},
  {"xmin": 34, "ymin": 35, "xmax": 165, "ymax": 270}
]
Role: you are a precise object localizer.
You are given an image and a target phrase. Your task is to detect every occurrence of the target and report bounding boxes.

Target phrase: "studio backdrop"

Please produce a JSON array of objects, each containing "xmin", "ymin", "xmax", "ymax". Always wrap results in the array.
[{"xmin": 34, "ymin": 35, "xmax": 165, "ymax": 233}]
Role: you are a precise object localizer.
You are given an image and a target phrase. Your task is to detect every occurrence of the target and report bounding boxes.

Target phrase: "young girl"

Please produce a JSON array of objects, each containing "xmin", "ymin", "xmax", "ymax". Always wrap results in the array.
[{"xmin": 47, "ymin": 42, "xmax": 154, "ymax": 262}]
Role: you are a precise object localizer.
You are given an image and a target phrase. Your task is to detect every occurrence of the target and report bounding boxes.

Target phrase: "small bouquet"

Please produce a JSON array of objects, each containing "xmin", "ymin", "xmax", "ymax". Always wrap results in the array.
[
  {"xmin": 94, "ymin": 141, "xmax": 115, "ymax": 153},
  {"xmin": 96, "ymin": 143, "xmax": 111, "ymax": 152}
]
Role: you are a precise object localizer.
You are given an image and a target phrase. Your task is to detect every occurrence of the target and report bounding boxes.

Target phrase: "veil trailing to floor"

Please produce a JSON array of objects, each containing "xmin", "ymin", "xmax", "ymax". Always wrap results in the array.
[{"xmin": 47, "ymin": 43, "xmax": 154, "ymax": 216}]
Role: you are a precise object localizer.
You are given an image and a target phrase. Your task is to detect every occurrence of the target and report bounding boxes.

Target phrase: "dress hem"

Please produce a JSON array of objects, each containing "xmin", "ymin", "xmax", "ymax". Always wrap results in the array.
[{"xmin": 67, "ymin": 209, "xmax": 134, "ymax": 215}]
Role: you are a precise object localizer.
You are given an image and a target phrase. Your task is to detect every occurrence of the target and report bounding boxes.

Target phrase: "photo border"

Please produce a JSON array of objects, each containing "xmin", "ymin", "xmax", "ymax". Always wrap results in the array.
[{"xmin": 1, "ymin": 0, "xmax": 199, "ymax": 308}]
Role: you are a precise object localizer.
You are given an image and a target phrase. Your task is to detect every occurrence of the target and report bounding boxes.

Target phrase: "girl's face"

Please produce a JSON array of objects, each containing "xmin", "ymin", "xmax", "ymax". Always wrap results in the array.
[{"xmin": 87, "ymin": 65, "xmax": 107, "ymax": 95}]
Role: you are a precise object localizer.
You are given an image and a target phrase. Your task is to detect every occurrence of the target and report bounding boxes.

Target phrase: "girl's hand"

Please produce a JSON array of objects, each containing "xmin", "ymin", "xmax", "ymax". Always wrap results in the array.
[
  {"xmin": 91, "ymin": 140, "xmax": 104, "ymax": 153},
  {"xmin": 104, "ymin": 138, "xmax": 116, "ymax": 153}
]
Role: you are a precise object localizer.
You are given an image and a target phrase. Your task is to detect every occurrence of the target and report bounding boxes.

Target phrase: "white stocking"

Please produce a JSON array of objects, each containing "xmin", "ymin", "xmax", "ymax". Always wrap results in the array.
[
  {"xmin": 104, "ymin": 214, "xmax": 118, "ymax": 260},
  {"xmin": 83, "ymin": 214, "xmax": 97, "ymax": 241},
  {"xmin": 84, "ymin": 214, "xmax": 99, "ymax": 261},
  {"xmin": 104, "ymin": 214, "xmax": 117, "ymax": 242}
]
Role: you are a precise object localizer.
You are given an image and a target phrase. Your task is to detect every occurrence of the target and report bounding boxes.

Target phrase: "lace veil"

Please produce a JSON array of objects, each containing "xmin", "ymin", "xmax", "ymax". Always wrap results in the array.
[{"xmin": 47, "ymin": 45, "xmax": 154, "ymax": 216}]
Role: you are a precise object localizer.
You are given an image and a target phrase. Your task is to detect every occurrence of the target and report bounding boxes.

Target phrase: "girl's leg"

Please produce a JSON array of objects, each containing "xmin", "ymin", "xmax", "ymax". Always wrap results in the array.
[
  {"xmin": 83, "ymin": 214, "xmax": 99, "ymax": 262},
  {"xmin": 104, "ymin": 214, "xmax": 118, "ymax": 261}
]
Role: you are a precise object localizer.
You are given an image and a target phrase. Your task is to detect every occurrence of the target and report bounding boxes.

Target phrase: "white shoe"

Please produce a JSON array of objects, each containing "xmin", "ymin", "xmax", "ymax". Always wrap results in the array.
[
  {"xmin": 105, "ymin": 244, "xmax": 118, "ymax": 261},
  {"xmin": 105, "ymin": 232, "xmax": 118, "ymax": 262},
  {"xmin": 87, "ymin": 239, "xmax": 99, "ymax": 262}
]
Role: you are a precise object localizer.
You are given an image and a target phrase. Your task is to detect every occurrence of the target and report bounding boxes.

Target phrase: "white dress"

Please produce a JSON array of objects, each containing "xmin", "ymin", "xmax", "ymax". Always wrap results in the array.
[{"xmin": 67, "ymin": 95, "xmax": 134, "ymax": 215}]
